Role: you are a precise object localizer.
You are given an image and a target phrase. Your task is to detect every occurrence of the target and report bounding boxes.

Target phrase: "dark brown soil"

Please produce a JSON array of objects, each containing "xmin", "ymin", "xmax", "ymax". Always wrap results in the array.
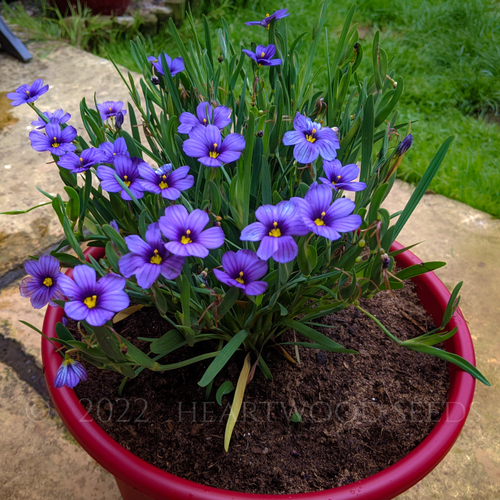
[{"xmin": 73, "ymin": 281, "xmax": 449, "ymax": 494}]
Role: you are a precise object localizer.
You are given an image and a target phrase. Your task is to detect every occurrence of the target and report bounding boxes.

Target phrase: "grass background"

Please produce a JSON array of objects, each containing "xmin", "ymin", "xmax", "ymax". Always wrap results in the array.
[{"xmin": 4, "ymin": 0, "xmax": 500, "ymax": 216}]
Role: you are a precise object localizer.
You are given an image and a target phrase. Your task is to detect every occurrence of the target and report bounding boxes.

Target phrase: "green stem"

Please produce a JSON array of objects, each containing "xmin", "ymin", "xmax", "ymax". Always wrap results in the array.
[{"xmin": 356, "ymin": 305, "xmax": 401, "ymax": 345}]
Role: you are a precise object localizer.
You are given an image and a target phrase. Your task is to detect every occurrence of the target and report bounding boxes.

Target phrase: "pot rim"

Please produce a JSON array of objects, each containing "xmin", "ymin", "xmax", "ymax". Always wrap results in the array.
[{"xmin": 41, "ymin": 242, "xmax": 476, "ymax": 500}]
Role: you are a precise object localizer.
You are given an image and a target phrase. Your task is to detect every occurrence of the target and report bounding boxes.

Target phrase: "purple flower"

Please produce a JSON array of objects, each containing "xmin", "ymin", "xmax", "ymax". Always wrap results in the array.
[
  {"xmin": 19, "ymin": 255, "xmax": 63, "ymax": 309},
  {"xmin": 110, "ymin": 220, "xmax": 120, "ymax": 232},
  {"xmin": 396, "ymin": 134, "xmax": 413, "ymax": 156},
  {"xmin": 159, "ymin": 205, "xmax": 225, "ymax": 258},
  {"xmin": 240, "ymin": 201, "xmax": 309, "ymax": 263},
  {"xmin": 97, "ymin": 101, "xmax": 127, "ymax": 122},
  {"xmin": 54, "ymin": 356, "xmax": 88, "ymax": 389},
  {"xmin": 213, "ymin": 250, "xmax": 268, "ymax": 296},
  {"xmin": 178, "ymin": 102, "xmax": 232, "ymax": 136},
  {"xmin": 242, "ymin": 44, "xmax": 282, "ymax": 67},
  {"xmin": 31, "ymin": 109, "xmax": 71, "ymax": 130},
  {"xmin": 319, "ymin": 160, "xmax": 366, "ymax": 192},
  {"xmin": 97, "ymin": 155, "xmax": 144, "ymax": 200},
  {"xmin": 183, "ymin": 124, "xmax": 245, "ymax": 168},
  {"xmin": 7, "ymin": 79, "xmax": 49, "ymax": 106},
  {"xmin": 57, "ymin": 148, "xmax": 104, "ymax": 174},
  {"xmin": 29, "ymin": 122, "xmax": 77, "ymax": 156},
  {"xmin": 119, "ymin": 223, "xmax": 185, "ymax": 289},
  {"xmin": 139, "ymin": 163, "xmax": 194, "ymax": 200},
  {"xmin": 148, "ymin": 53, "xmax": 185, "ymax": 77},
  {"xmin": 282, "ymin": 112, "xmax": 340, "ymax": 164},
  {"xmin": 98, "ymin": 137, "xmax": 129, "ymax": 163},
  {"xmin": 292, "ymin": 184, "xmax": 362, "ymax": 241},
  {"xmin": 58, "ymin": 265, "xmax": 130, "ymax": 327},
  {"xmin": 245, "ymin": 9, "xmax": 289, "ymax": 29}
]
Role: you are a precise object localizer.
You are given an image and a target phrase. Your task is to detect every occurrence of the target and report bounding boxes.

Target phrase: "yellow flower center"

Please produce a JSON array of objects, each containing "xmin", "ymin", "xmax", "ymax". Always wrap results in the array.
[
  {"xmin": 314, "ymin": 211, "xmax": 326, "ymax": 226},
  {"xmin": 181, "ymin": 229, "xmax": 192, "ymax": 244},
  {"xmin": 203, "ymin": 118, "xmax": 207, "ymax": 123},
  {"xmin": 235, "ymin": 271, "xmax": 245, "ymax": 284},
  {"xmin": 80, "ymin": 157, "xmax": 84, "ymax": 162},
  {"xmin": 261, "ymin": 52, "xmax": 265, "ymax": 57},
  {"xmin": 43, "ymin": 277, "xmax": 53, "ymax": 287},
  {"xmin": 51, "ymin": 136, "xmax": 60, "ymax": 148},
  {"xmin": 150, "ymin": 249, "xmax": 162, "ymax": 265},
  {"xmin": 123, "ymin": 175, "xmax": 131, "ymax": 187},
  {"xmin": 159, "ymin": 174, "xmax": 169, "ymax": 189},
  {"xmin": 332, "ymin": 174, "xmax": 342, "ymax": 185},
  {"xmin": 306, "ymin": 128, "xmax": 317, "ymax": 143},
  {"xmin": 26, "ymin": 90, "xmax": 30, "ymax": 95},
  {"xmin": 84, "ymin": 295, "xmax": 97, "ymax": 309},
  {"xmin": 269, "ymin": 221, "xmax": 281, "ymax": 237},
  {"xmin": 266, "ymin": 13, "xmax": 270, "ymax": 17},
  {"xmin": 108, "ymin": 107, "xmax": 112, "ymax": 111},
  {"xmin": 209, "ymin": 143, "xmax": 219, "ymax": 158}
]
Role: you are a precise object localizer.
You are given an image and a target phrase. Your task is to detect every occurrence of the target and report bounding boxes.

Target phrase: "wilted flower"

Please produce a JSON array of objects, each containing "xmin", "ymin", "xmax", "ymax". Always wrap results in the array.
[
  {"xmin": 31, "ymin": 109, "xmax": 71, "ymax": 130},
  {"xmin": 292, "ymin": 184, "xmax": 362, "ymax": 241},
  {"xmin": 148, "ymin": 53, "xmax": 185, "ymax": 76},
  {"xmin": 97, "ymin": 155, "xmax": 144, "ymax": 200},
  {"xmin": 178, "ymin": 102, "xmax": 232, "ymax": 135},
  {"xmin": 150, "ymin": 76, "xmax": 160, "ymax": 85},
  {"xmin": 240, "ymin": 201, "xmax": 308, "ymax": 263},
  {"xmin": 283, "ymin": 112, "xmax": 339, "ymax": 163},
  {"xmin": 29, "ymin": 122, "xmax": 77, "ymax": 156},
  {"xmin": 119, "ymin": 224, "xmax": 185, "ymax": 289},
  {"xmin": 57, "ymin": 148, "xmax": 104, "ymax": 174},
  {"xmin": 245, "ymin": 9, "xmax": 289, "ymax": 29},
  {"xmin": 214, "ymin": 250, "xmax": 268, "ymax": 296},
  {"xmin": 54, "ymin": 356, "xmax": 88, "ymax": 389},
  {"xmin": 242, "ymin": 44, "xmax": 282, "ymax": 67},
  {"xmin": 139, "ymin": 163, "xmax": 194, "ymax": 200},
  {"xmin": 159, "ymin": 205, "xmax": 225, "ymax": 258},
  {"xmin": 19, "ymin": 255, "xmax": 63, "ymax": 309},
  {"xmin": 97, "ymin": 101, "xmax": 127, "ymax": 122},
  {"xmin": 396, "ymin": 134, "xmax": 413, "ymax": 156},
  {"xmin": 7, "ymin": 79, "xmax": 49, "ymax": 106},
  {"xmin": 58, "ymin": 265, "xmax": 130, "ymax": 327},
  {"xmin": 98, "ymin": 137, "xmax": 129, "ymax": 163},
  {"xmin": 183, "ymin": 124, "xmax": 245, "ymax": 168},
  {"xmin": 319, "ymin": 160, "xmax": 366, "ymax": 192}
]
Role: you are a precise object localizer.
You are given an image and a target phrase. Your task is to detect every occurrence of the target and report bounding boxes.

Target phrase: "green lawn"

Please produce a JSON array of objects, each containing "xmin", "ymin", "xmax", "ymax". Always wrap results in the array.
[{"xmin": 6, "ymin": 0, "xmax": 500, "ymax": 216}]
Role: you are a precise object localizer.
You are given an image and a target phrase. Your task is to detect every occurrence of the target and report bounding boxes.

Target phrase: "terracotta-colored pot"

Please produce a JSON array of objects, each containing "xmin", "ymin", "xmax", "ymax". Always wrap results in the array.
[
  {"xmin": 51, "ymin": 0, "xmax": 131, "ymax": 16},
  {"xmin": 41, "ymin": 242, "xmax": 476, "ymax": 500}
]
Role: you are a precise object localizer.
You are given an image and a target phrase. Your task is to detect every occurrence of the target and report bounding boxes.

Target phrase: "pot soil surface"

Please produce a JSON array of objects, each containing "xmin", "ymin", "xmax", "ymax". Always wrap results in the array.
[{"xmin": 73, "ymin": 281, "xmax": 449, "ymax": 494}]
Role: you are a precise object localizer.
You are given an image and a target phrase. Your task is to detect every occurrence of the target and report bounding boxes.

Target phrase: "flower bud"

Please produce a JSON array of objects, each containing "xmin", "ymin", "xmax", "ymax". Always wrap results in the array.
[
  {"xmin": 396, "ymin": 134, "xmax": 413, "ymax": 156},
  {"xmin": 218, "ymin": 55, "xmax": 224, "ymax": 63},
  {"xmin": 358, "ymin": 239, "xmax": 366, "ymax": 248},
  {"xmin": 257, "ymin": 130, "xmax": 264, "ymax": 138},
  {"xmin": 115, "ymin": 111, "xmax": 124, "ymax": 130},
  {"xmin": 355, "ymin": 256, "xmax": 362, "ymax": 263},
  {"xmin": 151, "ymin": 76, "xmax": 160, "ymax": 85}
]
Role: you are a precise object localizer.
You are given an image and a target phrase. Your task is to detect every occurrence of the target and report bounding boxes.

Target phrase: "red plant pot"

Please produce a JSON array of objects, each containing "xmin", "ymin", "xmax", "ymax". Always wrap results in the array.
[
  {"xmin": 41, "ymin": 242, "xmax": 476, "ymax": 500},
  {"xmin": 51, "ymin": 0, "xmax": 131, "ymax": 16}
]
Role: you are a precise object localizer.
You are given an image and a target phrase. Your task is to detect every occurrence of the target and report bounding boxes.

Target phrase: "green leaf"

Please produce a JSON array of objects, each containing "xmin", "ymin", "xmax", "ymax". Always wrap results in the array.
[
  {"xmin": 394, "ymin": 137, "xmax": 454, "ymax": 239},
  {"xmin": 50, "ymin": 252, "xmax": 83, "ymax": 267},
  {"xmin": 290, "ymin": 411, "xmax": 303, "ymax": 423},
  {"xmin": 0, "ymin": 201, "xmax": 52, "ymax": 215},
  {"xmin": 198, "ymin": 329, "xmax": 249, "ymax": 387},
  {"xmin": 102, "ymin": 224, "xmax": 128, "ymax": 255},
  {"xmin": 217, "ymin": 287, "xmax": 239, "ymax": 318},
  {"xmin": 92, "ymin": 325, "xmax": 126, "ymax": 363},
  {"xmin": 282, "ymin": 319, "xmax": 348, "ymax": 351},
  {"xmin": 55, "ymin": 323, "xmax": 74, "ymax": 342},
  {"xmin": 150, "ymin": 329, "xmax": 186, "ymax": 355},
  {"xmin": 440, "ymin": 282, "xmax": 463, "ymax": 329},
  {"xmin": 153, "ymin": 285, "xmax": 168, "ymax": 316},
  {"xmin": 396, "ymin": 262, "xmax": 446, "ymax": 280},
  {"xmin": 216, "ymin": 381, "xmax": 235, "ymax": 406},
  {"xmin": 120, "ymin": 336, "xmax": 158, "ymax": 370},
  {"xmin": 278, "ymin": 341, "xmax": 357, "ymax": 354},
  {"xmin": 403, "ymin": 343, "xmax": 490, "ymax": 386}
]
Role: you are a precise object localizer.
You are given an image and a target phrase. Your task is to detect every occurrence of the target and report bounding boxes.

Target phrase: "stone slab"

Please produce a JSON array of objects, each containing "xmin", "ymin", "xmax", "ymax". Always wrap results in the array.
[{"xmin": 0, "ymin": 42, "xmax": 141, "ymax": 280}]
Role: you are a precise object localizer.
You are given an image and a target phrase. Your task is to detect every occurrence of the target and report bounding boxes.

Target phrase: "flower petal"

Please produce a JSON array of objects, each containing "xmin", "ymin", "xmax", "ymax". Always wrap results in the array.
[
  {"xmin": 257, "ymin": 236, "xmax": 278, "ymax": 261},
  {"xmin": 274, "ymin": 236, "xmax": 298, "ymax": 263},
  {"xmin": 195, "ymin": 226, "xmax": 225, "ymax": 249}
]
